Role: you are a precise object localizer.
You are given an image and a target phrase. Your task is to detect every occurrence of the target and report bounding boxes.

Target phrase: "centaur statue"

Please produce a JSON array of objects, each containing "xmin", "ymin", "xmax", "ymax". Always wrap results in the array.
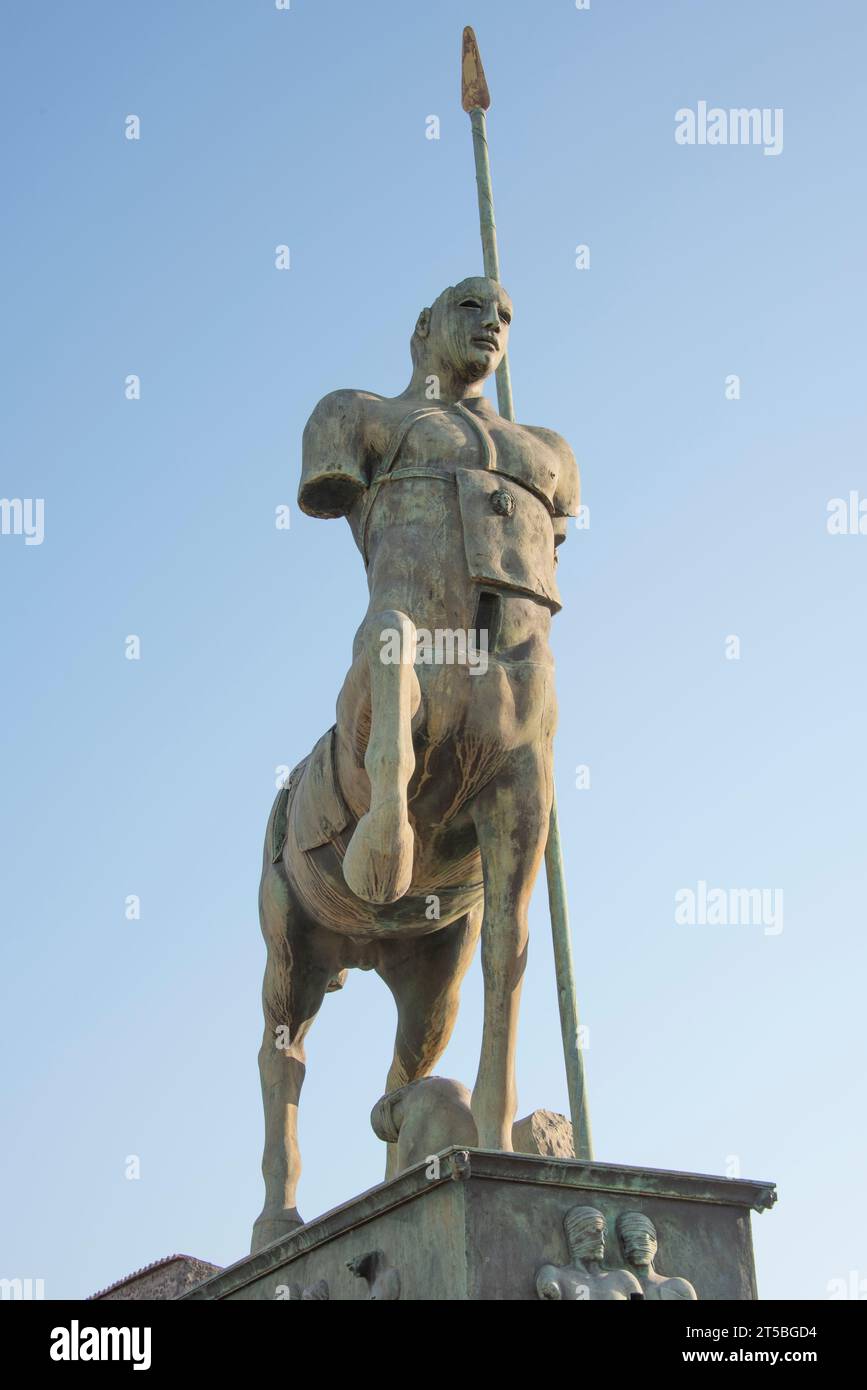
[{"xmin": 252, "ymin": 275, "xmax": 579, "ymax": 1253}]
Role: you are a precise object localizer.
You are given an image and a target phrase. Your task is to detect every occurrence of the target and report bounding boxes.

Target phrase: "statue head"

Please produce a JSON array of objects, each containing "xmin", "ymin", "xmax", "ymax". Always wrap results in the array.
[
  {"xmin": 563, "ymin": 1205, "xmax": 606, "ymax": 1263},
  {"xmin": 410, "ymin": 275, "xmax": 512, "ymax": 387},
  {"xmin": 616, "ymin": 1211, "xmax": 658, "ymax": 1269}
]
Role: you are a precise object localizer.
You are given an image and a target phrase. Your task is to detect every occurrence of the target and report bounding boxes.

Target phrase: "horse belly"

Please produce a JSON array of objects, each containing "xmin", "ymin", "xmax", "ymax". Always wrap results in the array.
[{"xmin": 284, "ymin": 813, "xmax": 483, "ymax": 939}]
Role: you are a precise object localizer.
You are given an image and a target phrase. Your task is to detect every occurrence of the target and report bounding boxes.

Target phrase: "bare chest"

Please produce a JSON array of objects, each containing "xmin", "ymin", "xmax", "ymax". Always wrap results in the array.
[{"xmin": 369, "ymin": 400, "xmax": 560, "ymax": 505}]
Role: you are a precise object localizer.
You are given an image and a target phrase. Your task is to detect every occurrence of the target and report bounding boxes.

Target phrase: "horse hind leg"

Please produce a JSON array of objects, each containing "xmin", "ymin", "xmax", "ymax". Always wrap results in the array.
[
  {"xmin": 342, "ymin": 609, "xmax": 420, "ymax": 905},
  {"xmin": 251, "ymin": 855, "xmax": 339, "ymax": 1254}
]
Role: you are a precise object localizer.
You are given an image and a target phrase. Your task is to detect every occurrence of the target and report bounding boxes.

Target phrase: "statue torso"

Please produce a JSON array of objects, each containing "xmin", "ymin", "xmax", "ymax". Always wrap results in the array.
[
  {"xmin": 287, "ymin": 388, "xmax": 577, "ymax": 938},
  {"xmin": 349, "ymin": 394, "xmax": 573, "ymax": 630},
  {"xmin": 636, "ymin": 1268, "xmax": 698, "ymax": 1301},
  {"xmin": 361, "ymin": 394, "xmax": 564, "ymax": 506},
  {"xmin": 537, "ymin": 1262, "xmax": 644, "ymax": 1301},
  {"xmin": 298, "ymin": 387, "xmax": 578, "ymax": 631}
]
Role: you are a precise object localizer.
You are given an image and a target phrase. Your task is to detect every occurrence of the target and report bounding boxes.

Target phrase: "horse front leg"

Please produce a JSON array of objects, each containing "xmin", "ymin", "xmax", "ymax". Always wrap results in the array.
[
  {"xmin": 342, "ymin": 609, "xmax": 421, "ymax": 904},
  {"xmin": 469, "ymin": 757, "xmax": 552, "ymax": 1150}
]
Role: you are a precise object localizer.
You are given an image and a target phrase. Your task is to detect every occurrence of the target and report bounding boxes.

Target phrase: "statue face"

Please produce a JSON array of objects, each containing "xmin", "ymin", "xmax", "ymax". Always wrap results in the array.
[
  {"xmin": 425, "ymin": 276, "xmax": 512, "ymax": 384},
  {"xmin": 572, "ymin": 1215, "xmax": 605, "ymax": 1263},
  {"xmin": 620, "ymin": 1223, "xmax": 658, "ymax": 1267}
]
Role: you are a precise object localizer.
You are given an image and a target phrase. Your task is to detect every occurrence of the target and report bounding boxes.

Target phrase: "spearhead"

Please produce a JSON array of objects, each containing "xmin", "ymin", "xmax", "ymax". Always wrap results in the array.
[{"xmin": 461, "ymin": 26, "xmax": 490, "ymax": 112}]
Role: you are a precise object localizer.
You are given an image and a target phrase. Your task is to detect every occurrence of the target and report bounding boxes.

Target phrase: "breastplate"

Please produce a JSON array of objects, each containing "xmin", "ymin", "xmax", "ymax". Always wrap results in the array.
[{"xmin": 359, "ymin": 403, "xmax": 563, "ymax": 611}]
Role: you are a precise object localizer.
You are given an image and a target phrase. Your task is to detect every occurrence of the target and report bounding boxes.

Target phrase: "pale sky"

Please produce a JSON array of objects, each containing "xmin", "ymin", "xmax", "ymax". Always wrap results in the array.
[{"xmin": 1, "ymin": 0, "xmax": 865, "ymax": 1301}]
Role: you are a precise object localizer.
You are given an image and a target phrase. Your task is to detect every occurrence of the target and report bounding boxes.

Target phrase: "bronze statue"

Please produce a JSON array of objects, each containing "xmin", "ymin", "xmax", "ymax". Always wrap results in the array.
[{"xmin": 252, "ymin": 275, "xmax": 579, "ymax": 1253}]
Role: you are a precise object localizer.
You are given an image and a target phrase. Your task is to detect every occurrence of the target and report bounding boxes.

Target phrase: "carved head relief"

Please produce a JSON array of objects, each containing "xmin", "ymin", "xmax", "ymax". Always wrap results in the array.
[
  {"xmin": 564, "ymin": 1205, "xmax": 607, "ymax": 1263},
  {"xmin": 616, "ymin": 1210, "xmax": 659, "ymax": 1269}
]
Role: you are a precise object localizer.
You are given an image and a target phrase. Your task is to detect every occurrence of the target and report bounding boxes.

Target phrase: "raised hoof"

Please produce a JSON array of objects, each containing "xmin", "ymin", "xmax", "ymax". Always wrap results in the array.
[
  {"xmin": 342, "ymin": 802, "xmax": 414, "ymax": 905},
  {"xmin": 250, "ymin": 1207, "xmax": 305, "ymax": 1254}
]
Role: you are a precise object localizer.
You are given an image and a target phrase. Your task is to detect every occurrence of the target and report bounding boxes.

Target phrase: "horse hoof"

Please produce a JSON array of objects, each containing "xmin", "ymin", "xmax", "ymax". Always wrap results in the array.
[
  {"xmin": 342, "ymin": 803, "xmax": 414, "ymax": 904},
  {"xmin": 250, "ymin": 1207, "xmax": 305, "ymax": 1254}
]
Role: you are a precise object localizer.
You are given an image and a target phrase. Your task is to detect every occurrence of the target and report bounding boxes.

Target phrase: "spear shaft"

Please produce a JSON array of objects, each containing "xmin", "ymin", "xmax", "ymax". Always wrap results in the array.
[
  {"xmin": 461, "ymin": 27, "xmax": 593, "ymax": 1162},
  {"xmin": 468, "ymin": 105, "xmax": 515, "ymax": 421}
]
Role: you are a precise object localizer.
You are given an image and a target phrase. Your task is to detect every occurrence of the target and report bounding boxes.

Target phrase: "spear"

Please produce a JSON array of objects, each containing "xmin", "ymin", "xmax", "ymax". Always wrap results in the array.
[{"xmin": 461, "ymin": 26, "xmax": 593, "ymax": 1162}]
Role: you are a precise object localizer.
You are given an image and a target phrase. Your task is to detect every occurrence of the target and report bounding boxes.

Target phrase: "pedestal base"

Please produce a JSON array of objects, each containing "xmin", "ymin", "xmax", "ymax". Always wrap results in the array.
[{"xmin": 181, "ymin": 1149, "xmax": 776, "ymax": 1301}]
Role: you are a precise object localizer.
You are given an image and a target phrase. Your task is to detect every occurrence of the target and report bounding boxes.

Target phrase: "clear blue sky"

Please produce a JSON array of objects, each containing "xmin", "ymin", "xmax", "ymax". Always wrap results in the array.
[{"xmin": 1, "ymin": 0, "xmax": 865, "ymax": 1301}]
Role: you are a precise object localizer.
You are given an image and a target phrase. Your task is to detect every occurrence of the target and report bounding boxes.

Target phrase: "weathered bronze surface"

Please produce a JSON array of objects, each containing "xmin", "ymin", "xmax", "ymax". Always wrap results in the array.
[
  {"xmin": 370, "ymin": 1074, "xmax": 575, "ymax": 1174},
  {"xmin": 616, "ymin": 1210, "xmax": 699, "ymax": 1300},
  {"xmin": 251, "ymin": 276, "xmax": 579, "ymax": 1253},
  {"xmin": 536, "ymin": 1207, "xmax": 645, "ymax": 1301}
]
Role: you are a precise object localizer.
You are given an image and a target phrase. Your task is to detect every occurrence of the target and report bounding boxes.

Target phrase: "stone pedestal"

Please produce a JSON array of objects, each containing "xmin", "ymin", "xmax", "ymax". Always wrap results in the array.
[{"xmin": 181, "ymin": 1149, "xmax": 776, "ymax": 1301}]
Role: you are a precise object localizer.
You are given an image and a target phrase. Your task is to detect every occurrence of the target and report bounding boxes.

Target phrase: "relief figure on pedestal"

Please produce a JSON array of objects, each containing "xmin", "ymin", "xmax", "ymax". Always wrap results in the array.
[
  {"xmin": 536, "ymin": 1206, "xmax": 644, "ymax": 1301},
  {"xmin": 616, "ymin": 1211, "xmax": 698, "ymax": 1300}
]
